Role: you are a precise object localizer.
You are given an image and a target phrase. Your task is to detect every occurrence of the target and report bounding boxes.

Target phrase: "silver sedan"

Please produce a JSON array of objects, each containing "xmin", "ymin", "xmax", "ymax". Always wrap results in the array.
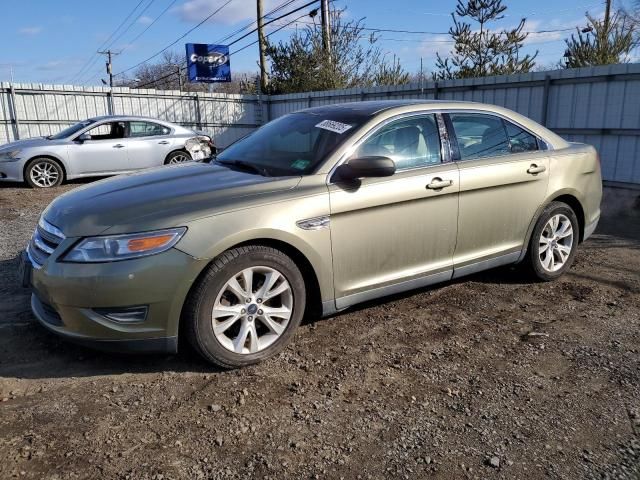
[{"xmin": 0, "ymin": 116, "xmax": 213, "ymax": 188}]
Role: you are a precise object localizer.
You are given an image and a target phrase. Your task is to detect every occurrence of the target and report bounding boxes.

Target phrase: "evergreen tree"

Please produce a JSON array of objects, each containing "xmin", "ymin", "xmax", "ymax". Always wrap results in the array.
[{"xmin": 434, "ymin": 0, "xmax": 537, "ymax": 79}]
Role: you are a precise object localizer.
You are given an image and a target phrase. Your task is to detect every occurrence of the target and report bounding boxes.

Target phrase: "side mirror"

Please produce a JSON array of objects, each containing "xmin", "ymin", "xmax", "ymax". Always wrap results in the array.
[
  {"xmin": 333, "ymin": 156, "xmax": 396, "ymax": 182},
  {"xmin": 76, "ymin": 133, "xmax": 91, "ymax": 143}
]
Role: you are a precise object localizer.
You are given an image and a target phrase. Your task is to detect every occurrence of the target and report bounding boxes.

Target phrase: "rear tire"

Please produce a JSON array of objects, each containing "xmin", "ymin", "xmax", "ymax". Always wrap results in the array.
[
  {"xmin": 184, "ymin": 245, "xmax": 306, "ymax": 369},
  {"xmin": 165, "ymin": 150, "xmax": 192, "ymax": 165},
  {"xmin": 25, "ymin": 158, "xmax": 64, "ymax": 188},
  {"xmin": 527, "ymin": 201, "xmax": 579, "ymax": 281}
]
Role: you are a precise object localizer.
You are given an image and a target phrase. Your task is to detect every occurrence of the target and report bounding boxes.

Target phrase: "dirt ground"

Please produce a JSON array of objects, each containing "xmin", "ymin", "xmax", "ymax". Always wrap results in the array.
[{"xmin": 0, "ymin": 181, "xmax": 639, "ymax": 480}]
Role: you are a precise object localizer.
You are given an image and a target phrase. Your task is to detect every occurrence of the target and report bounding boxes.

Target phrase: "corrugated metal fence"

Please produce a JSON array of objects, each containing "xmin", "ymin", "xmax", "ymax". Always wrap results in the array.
[
  {"xmin": 2, "ymin": 63, "xmax": 639, "ymax": 184},
  {"xmin": 0, "ymin": 84, "xmax": 263, "ymax": 148}
]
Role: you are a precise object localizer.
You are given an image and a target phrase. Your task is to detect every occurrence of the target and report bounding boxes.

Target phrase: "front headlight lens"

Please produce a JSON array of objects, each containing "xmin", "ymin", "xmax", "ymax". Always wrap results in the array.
[
  {"xmin": 0, "ymin": 149, "xmax": 22, "ymax": 161},
  {"xmin": 63, "ymin": 227, "xmax": 186, "ymax": 263}
]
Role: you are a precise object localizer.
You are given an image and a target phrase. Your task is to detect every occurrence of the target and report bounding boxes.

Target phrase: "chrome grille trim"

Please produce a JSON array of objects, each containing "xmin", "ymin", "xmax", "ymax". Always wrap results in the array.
[
  {"xmin": 38, "ymin": 217, "xmax": 65, "ymax": 243},
  {"xmin": 27, "ymin": 218, "xmax": 65, "ymax": 269}
]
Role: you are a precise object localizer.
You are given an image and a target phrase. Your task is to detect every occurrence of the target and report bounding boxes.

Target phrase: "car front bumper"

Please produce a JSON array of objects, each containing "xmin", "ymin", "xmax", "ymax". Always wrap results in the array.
[
  {"xmin": 0, "ymin": 159, "xmax": 25, "ymax": 182},
  {"xmin": 28, "ymin": 247, "xmax": 207, "ymax": 354}
]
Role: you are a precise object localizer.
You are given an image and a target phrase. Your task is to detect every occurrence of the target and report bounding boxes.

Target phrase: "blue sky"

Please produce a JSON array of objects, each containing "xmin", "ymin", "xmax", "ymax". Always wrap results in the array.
[{"xmin": 0, "ymin": 0, "xmax": 624, "ymax": 86}]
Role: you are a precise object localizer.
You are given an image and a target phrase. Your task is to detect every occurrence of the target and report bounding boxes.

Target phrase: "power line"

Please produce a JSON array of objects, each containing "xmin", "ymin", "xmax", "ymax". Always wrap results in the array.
[
  {"xmin": 133, "ymin": 2, "xmax": 319, "ymax": 89},
  {"xmin": 104, "ymin": 0, "xmax": 157, "ymax": 52},
  {"xmin": 69, "ymin": 0, "xmax": 147, "ymax": 83},
  {"xmin": 114, "ymin": 0, "xmax": 236, "ymax": 77},
  {"xmin": 120, "ymin": 0, "xmax": 180, "ymax": 54}
]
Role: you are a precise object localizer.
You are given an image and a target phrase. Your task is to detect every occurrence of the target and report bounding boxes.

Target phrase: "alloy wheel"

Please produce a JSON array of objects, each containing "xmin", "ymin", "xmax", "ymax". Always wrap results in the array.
[
  {"xmin": 29, "ymin": 162, "xmax": 60, "ymax": 187},
  {"xmin": 539, "ymin": 213, "xmax": 574, "ymax": 272},
  {"xmin": 169, "ymin": 153, "xmax": 190, "ymax": 164},
  {"xmin": 211, "ymin": 266, "xmax": 293, "ymax": 354}
]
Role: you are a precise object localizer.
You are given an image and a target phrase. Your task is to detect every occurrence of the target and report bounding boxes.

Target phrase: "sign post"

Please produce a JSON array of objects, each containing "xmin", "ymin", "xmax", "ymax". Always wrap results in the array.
[{"xmin": 185, "ymin": 44, "xmax": 231, "ymax": 83}]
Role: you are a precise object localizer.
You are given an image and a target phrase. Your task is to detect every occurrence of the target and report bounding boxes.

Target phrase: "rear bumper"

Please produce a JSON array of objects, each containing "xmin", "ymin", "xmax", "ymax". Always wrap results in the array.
[{"xmin": 584, "ymin": 214, "xmax": 600, "ymax": 241}]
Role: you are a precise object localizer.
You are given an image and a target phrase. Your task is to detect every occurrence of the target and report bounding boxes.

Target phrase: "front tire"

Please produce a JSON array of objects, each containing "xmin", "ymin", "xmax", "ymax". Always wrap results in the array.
[
  {"xmin": 527, "ymin": 201, "xmax": 579, "ymax": 281},
  {"xmin": 25, "ymin": 158, "xmax": 64, "ymax": 188},
  {"xmin": 184, "ymin": 245, "xmax": 306, "ymax": 368}
]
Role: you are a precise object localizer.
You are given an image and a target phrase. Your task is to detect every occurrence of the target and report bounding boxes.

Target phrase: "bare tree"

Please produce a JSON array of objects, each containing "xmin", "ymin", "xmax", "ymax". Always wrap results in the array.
[{"xmin": 265, "ymin": 9, "xmax": 410, "ymax": 94}]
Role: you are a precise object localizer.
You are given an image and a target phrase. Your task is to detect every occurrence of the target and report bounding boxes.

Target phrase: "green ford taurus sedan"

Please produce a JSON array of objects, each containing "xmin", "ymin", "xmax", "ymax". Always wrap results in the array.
[{"xmin": 20, "ymin": 100, "xmax": 602, "ymax": 368}]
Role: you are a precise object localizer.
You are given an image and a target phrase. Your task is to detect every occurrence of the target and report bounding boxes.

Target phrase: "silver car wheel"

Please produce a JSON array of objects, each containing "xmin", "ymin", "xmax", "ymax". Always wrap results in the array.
[
  {"xmin": 168, "ymin": 153, "xmax": 190, "ymax": 164},
  {"xmin": 29, "ymin": 161, "xmax": 60, "ymax": 188},
  {"xmin": 539, "ymin": 213, "xmax": 574, "ymax": 272},
  {"xmin": 212, "ymin": 266, "xmax": 293, "ymax": 355}
]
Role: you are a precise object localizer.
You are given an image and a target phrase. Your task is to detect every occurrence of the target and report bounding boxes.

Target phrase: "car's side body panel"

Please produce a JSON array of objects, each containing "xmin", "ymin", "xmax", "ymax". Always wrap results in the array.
[
  {"xmin": 453, "ymin": 150, "xmax": 550, "ymax": 268},
  {"xmin": 328, "ymin": 163, "xmax": 459, "ymax": 306}
]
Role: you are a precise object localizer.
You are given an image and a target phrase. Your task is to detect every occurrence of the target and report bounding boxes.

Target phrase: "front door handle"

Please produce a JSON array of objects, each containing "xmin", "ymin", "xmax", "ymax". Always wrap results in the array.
[
  {"xmin": 426, "ymin": 178, "xmax": 453, "ymax": 190},
  {"xmin": 158, "ymin": 140, "xmax": 170, "ymax": 145},
  {"xmin": 527, "ymin": 164, "xmax": 546, "ymax": 174},
  {"xmin": 113, "ymin": 144, "xmax": 125, "ymax": 149}
]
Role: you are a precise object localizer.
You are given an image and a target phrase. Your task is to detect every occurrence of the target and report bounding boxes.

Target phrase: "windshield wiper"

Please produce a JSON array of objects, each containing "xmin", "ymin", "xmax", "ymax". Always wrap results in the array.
[{"xmin": 215, "ymin": 159, "xmax": 271, "ymax": 177}]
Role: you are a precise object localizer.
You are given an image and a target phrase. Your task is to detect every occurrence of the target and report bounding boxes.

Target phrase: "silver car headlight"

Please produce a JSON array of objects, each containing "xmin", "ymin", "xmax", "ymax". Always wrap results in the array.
[
  {"xmin": 62, "ymin": 227, "xmax": 186, "ymax": 263},
  {"xmin": 0, "ymin": 149, "xmax": 22, "ymax": 162}
]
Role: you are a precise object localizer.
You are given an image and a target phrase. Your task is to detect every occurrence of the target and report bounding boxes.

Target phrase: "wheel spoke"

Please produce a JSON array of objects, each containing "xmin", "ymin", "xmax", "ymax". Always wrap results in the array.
[
  {"xmin": 247, "ymin": 322, "xmax": 259, "ymax": 353},
  {"xmin": 242, "ymin": 268, "xmax": 254, "ymax": 296},
  {"xmin": 226, "ymin": 276, "xmax": 248, "ymax": 300},
  {"xmin": 263, "ymin": 281, "xmax": 289, "ymax": 301},
  {"xmin": 256, "ymin": 271, "xmax": 280, "ymax": 300},
  {"xmin": 213, "ymin": 315, "xmax": 241, "ymax": 335},
  {"xmin": 557, "ymin": 244, "xmax": 571, "ymax": 262},
  {"xmin": 260, "ymin": 315, "xmax": 285, "ymax": 335},
  {"xmin": 233, "ymin": 320, "xmax": 250, "ymax": 353}
]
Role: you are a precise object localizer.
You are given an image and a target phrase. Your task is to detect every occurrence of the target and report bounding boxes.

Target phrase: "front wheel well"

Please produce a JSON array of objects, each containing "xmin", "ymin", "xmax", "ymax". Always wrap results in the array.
[
  {"xmin": 551, "ymin": 194, "xmax": 585, "ymax": 242},
  {"xmin": 23, "ymin": 155, "xmax": 67, "ymax": 181}
]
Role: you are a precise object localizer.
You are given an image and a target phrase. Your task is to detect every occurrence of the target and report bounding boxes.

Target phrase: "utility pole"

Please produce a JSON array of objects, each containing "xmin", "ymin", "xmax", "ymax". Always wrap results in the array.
[
  {"xmin": 176, "ymin": 65, "xmax": 183, "ymax": 92},
  {"xmin": 98, "ymin": 49, "xmax": 119, "ymax": 87},
  {"xmin": 604, "ymin": 0, "xmax": 612, "ymax": 33},
  {"xmin": 320, "ymin": 0, "xmax": 331, "ymax": 56},
  {"xmin": 256, "ymin": 0, "xmax": 268, "ymax": 93}
]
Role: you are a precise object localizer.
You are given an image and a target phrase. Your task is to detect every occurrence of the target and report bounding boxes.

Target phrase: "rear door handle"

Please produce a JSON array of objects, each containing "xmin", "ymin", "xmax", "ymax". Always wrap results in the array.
[
  {"xmin": 527, "ymin": 164, "xmax": 546, "ymax": 174},
  {"xmin": 158, "ymin": 140, "xmax": 170, "ymax": 145},
  {"xmin": 426, "ymin": 178, "xmax": 453, "ymax": 190},
  {"xmin": 113, "ymin": 144, "xmax": 125, "ymax": 149}
]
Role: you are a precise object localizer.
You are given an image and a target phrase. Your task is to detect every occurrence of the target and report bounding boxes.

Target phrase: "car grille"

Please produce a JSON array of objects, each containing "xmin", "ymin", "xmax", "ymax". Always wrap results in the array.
[{"xmin": 27, "ymin": 218, "xmax": 65, "ymax": 269}]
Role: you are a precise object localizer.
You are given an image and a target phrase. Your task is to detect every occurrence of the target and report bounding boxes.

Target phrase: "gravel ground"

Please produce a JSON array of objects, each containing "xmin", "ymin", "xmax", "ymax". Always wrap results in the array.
[{"xmin": 0, "ymin": 181, "xmax": 639, "ymax": 480}]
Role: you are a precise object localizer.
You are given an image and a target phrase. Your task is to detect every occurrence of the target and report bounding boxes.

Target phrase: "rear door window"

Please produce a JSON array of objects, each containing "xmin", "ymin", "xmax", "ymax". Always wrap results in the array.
[
  {"xmin": 449, "ymin": 113, "xmax": 510, "ymax": 160},
  {"xmin": 128, "ymin": 121, "xmax": 171, "ymax": 138},
  {"xmin": 505, "ymin": 121, "xmax": 539, "ymax": 153}
]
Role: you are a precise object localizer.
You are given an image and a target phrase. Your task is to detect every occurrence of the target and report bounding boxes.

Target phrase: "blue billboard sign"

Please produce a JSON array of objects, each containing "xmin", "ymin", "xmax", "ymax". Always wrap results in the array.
[{"xmin": 185, "ymin": 44, "xmax": 231, "ymax": 83}]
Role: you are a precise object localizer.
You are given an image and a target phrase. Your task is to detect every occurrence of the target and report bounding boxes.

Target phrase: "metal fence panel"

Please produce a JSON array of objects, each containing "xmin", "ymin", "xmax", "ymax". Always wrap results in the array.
[{"xmin": 2, "ymin": 63, "xmax": 640, "ymax": 184}]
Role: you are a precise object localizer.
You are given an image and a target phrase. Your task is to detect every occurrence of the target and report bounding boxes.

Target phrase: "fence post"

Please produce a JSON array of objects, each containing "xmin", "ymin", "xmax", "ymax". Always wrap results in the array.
[
  {"xmin": 433, "ymin": 81, "xmax": 439, "ymax": 100},
  {"xmin": 541, "ymin": 75, "xmax": 551, "ymax": 126},
  {"xmin": 8, "ymin": 84, "xmax": 20, "ymax": 140},
  {"xmin": 194, "ymin": 94, "xmax": 202, "ymax": 129},
  {"xmin": 107, "ymin": 91, "xmax": 115, "ymax": 115}
]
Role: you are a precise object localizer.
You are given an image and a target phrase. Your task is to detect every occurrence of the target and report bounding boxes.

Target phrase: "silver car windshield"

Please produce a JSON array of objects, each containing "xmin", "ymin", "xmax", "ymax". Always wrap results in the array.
[
  {"xmin": 48, "ymin": 120, "xmax": 97, "ymax": 140},
  {"xmin": 216, "ymin": 112, "xmax": 365, "ymax": 176}
]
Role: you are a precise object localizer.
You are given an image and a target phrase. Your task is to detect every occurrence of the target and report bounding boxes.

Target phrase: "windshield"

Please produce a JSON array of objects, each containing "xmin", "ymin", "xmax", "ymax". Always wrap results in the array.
[
  {"xmin": 216, "ymin": 112, "xmax": 365, "ymax": 176},
  {"xmin": 48, "ymin": 119, "xmax": 97, "ymax": 140}
]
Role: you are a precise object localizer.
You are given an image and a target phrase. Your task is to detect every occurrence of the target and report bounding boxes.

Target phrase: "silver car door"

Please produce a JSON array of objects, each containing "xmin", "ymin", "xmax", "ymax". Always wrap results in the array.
[
  {"xmin": 66, "ymin": 121, "xmax": 129, "ymax": 175},
  {"xmin": 126, "ymin": 121, "xmax": 177, "ymax": 169}
]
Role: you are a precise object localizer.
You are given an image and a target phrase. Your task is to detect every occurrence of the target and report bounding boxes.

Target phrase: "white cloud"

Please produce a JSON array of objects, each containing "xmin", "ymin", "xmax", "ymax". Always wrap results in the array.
[
  {"xmin": 174, "ymin": 0, "xmax": 280, "ymax": 25},
  {"xmin": 138, "ymin": 15, "xmax": 154, "ymax": 25},
  {"xmin": 19, "ymin": 26, "xmax": 42, "ymax": 36}
]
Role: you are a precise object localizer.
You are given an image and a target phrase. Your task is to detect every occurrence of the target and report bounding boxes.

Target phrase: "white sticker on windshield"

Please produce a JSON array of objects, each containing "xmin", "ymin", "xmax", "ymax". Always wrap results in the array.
[{"xmin": 315, "ymin": 119, "xmax": 353, "ymax": 134}]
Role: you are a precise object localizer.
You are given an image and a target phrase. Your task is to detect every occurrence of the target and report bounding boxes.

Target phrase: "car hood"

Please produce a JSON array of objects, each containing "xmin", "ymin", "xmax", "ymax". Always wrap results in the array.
[
  {"xmin": 43, "ymin": 163, "xmax": 302, "ymax": 237},
  {"xmin": 0, "ymin": 137, "xmax": 66, "ymax": 150}
]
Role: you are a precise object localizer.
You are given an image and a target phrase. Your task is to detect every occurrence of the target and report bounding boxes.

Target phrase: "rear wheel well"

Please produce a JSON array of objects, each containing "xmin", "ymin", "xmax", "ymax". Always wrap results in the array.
[
  {"xmin": 23, "ymin": 155, "xmax": 66, "ymax": 181},
  {"xmin": 164, "ymin": 149, "xmax": 191, "ymax": 164},
  {"xmin": 551, "ymin": 194, "xmax": 585, "ymax": 241}
]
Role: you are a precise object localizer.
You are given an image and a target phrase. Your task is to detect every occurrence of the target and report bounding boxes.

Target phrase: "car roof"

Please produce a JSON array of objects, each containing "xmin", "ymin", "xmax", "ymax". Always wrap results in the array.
[
  {"xmin": 88, "ymin": 115, "xmax": 180, "ymax": 124},
  {"xmin": 298, "ymin": 100, "xmax": 470, "ymax": 117}
]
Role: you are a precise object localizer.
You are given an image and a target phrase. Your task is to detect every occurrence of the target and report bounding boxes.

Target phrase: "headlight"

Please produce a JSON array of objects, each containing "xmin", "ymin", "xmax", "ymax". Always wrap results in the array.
[
  {"xmin": 62, "ymin": 227, "xmax": 186, "ymax": 263},
  {"xmin": 0, "ymin": 149, "xmax": 22, "ymax": 161}
]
